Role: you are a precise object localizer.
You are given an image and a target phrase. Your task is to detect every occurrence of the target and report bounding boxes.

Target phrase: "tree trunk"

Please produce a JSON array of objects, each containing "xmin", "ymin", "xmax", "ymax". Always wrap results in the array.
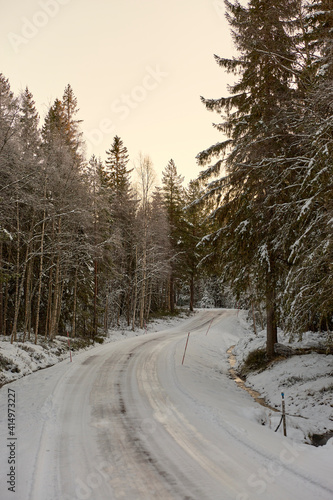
[
  {"xmin": 3, "ymin": 280, "xmax": 9, "ymax": 336},
  {"xmin": 189, "ymin": 274, "xmax": 194, "ymax": 312},
  {"xmin": 139, "ymin": 253, "xmax": 147, "ymax": 329},
  {"xmin": 27, "ymin": 289, "xmax": 32, "ymax": 340},
  {"xmin": 20, "ymin": 215, "xmax": 36, "ymax": 343},
  {"xmin": 104, "ymin": 290, "xmax": 109, "ymax": 334},
  {"xmin": 45, "ymin": 268, "xmax": 53, "ymax": 340},
  {"xmin": 132, "ymin": 247, "xmax": 138, "ymax": 331},
  {"xmin": 35, "ymin": 197, "xmax": 47, "ymax": 344},
  {"xmin": 72, "ymin": 266, "xmax": 78, "ymax": 337},
  {"xmin": 49, "ymin": 218, "xmax": 62, "ymax": 340},
  {"xmin": 11, "ymin": 200, "xmax": 20, "ymax": 344},
  {"xmin": 50, "ymin": 253, "xmax": 61, "ymax": 340},
  {"xmin": 266, "ymin": 286, "xmax": 277, "ymax": 359},
  {"xmin": 56, "ymin": 275, "xmax": 65, "ymax": 333},
  {"xmin": 169, "ymin": 273, "xmax": 174, "ymax": 313},
  {"xmin": 258, "ymin": 305, "xmax": 264, "ymax": 331},
  {"xmin": 93, "ymin": 258, "xmax": 98, "ymax": 337},
  {"xmin": 23, "ymin": 247, "xmax": 34, "ymax": 343},
  {"xmin": 146, "ymin": 278, "xmax": 152, "ymax": 321},
  {"xmin": 12, "ymin": 215, "xmax": 36, "ymax": 343},
  {"xmin": 0, "ymin": 241, "xmax": 3, "ymax": 336},
  {"xmin": 126, "ymin": 285, "xmax": 131, "ymax": 327}
]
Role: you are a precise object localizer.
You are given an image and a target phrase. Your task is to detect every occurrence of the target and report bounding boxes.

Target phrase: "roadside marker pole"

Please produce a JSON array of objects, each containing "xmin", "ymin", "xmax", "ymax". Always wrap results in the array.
[
  {"xmin": 182, "ymin": 332, "xmax": 191, "ymax": 365},
  {"xmin": 67, "ymin": 331, "xmax": 72, "ymax": 362},
  {"xmin": 205, "ymin": 318, "xmax": 214, "ymax": 336},
  {"xmin": 281, "ymin": 393, "xmax": 287, "ymax": 436}
]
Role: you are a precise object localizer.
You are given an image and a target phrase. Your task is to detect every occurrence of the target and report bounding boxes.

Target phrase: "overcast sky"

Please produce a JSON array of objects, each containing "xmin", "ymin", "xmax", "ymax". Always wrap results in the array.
[{"xmin": 1, "ymin": 0, "xmax": 235, "ymax": 184}]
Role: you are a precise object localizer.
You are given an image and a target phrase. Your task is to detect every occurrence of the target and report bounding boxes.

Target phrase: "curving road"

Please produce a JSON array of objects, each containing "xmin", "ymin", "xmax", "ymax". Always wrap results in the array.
[{"xmin": 1, "ymin": 309, "xmax": 332, "ymax": 500}]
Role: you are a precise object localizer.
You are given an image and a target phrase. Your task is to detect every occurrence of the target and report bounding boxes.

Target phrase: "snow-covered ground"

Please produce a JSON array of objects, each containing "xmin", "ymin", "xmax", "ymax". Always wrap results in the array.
[
  {"xmin": 1, "ymin": 309, "xmax": 331, "ymax": 444},
  {"xmin": 233, "ymin": 312, "xmax": 333, "ymax": 444},
  {"xmin": 0, "ymin": 309, "xmax": 332, "ymax": 499}
]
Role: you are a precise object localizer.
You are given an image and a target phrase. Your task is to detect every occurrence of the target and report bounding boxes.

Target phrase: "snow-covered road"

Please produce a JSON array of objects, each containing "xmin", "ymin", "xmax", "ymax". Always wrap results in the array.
[{"xmin": 1, "ymin": 309, "xmax": 332, "ymax": 499}]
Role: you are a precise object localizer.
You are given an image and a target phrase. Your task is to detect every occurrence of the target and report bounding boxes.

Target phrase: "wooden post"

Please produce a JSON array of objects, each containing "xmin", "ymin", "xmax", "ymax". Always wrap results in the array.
[
  {"xmin": 182, "ymin": 333, "xmax": 190, "ymax": 365},
  {"xmin": 281, "ymin": 392, "xmax": 287, "ymax": 436}
]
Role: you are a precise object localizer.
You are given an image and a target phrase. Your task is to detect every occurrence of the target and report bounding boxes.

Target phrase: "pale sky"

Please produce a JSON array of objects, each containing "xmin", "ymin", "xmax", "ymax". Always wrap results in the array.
[{"xmin": 1, "ymin": 0, "xmax": 234, "ymax": 184}]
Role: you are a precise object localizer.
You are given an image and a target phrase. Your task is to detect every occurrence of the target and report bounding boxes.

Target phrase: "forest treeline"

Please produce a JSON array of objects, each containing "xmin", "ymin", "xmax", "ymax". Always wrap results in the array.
[
  {"xmin": 0, "ymin": 0, "xmax": 332, "ymax": 355},
  {"xmin": 0, "ymin": 80, "xmax": 219, "ymax": 343}
]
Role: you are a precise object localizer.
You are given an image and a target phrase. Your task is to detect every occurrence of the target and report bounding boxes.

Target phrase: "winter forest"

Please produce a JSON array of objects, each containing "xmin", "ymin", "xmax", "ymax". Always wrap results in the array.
[{"xmin": 0, "ymin": 0, "xmax": 332, "ymax": 356}]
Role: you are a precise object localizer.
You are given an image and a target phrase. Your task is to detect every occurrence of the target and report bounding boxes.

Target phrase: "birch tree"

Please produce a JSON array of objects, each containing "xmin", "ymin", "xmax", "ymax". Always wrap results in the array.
[{"xmin": 135, "ymin": 154, "xmax": 155, "ymax": 327}]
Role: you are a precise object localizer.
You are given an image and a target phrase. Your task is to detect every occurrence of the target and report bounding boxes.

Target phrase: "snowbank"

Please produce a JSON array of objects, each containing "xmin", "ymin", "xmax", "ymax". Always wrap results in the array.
[{"xmin": 233, "ymin": 312, "xmax": 333, "ymax": 444}]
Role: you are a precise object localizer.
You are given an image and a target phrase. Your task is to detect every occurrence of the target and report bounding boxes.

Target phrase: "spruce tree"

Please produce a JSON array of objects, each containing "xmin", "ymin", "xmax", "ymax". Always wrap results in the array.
[
  {"xmin": 197, "ymin": 0, "xmax": 299, "ymax": 357},
  {"xmin": 0, "ymin": 74, "xmax": 19, "ymax": 154},
  {"xmin": 104, "ymin": 135, "xmax": 131, "ymax": 195},
  {"xmin": 41, "ymin": 99, "xmax": 91, "ymax": 339},
  {"xmin": 19, "ymin": 87, "xmax": 41, "ymax": 152},
  {"xmin": 148, "ymin": 189, "xmax": 171, "ymax": 312},
  {"xmin": 282, "ymin": 0, "xmax": 333, "ymax": 334},
  {"xmin": 0, "ymin": 74, "xmax": 19, "ymax": 197},
  {"xmin": 42, "ymin": 99, "xmax": 67, "ymax": 154},
  {"xmin": 62, "ymin": 84, "xmax": 83, "ymax": 165},
  {"xmin": 182, "ymin": 179, "xmax": 209, "ymax": 311},
  {"xmin": 161, "ymin": 159, "xmax": 184, "ymax": 312},
  {"xmin": 100, "ymin": 136, "xmax": 136, "ymax": 325}
]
